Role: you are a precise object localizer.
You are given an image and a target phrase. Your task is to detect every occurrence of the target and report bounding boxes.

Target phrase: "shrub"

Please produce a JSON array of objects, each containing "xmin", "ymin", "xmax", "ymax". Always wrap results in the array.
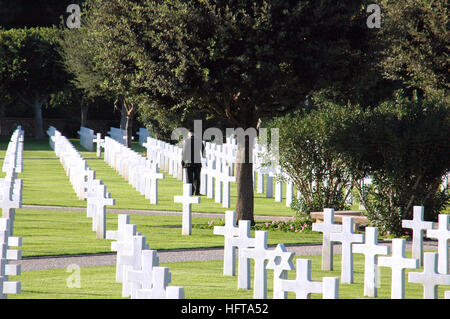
[
  {"xmin": 330, "ymin": 93, "xmax": 450, "ymax": 236},
  {"xmin": 194, "ymin": 217, "xmax": 313, "ymax": 233},
  {"xmin": 266, "ymin": 103, "xmax": 353, "ymax": 217}
]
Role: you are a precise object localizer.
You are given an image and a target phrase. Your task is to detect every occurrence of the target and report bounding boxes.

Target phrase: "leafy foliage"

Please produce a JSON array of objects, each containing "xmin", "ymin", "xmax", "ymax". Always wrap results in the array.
[
  {"xmin": 0, "ymin": 27, "xmax": 69, "ymax": 138},
  {"xmin": 329, "ymin": 93, "xmax": 450, "ymax": 235},
  {"xmin": 268, "ymin": 103, "xmax": 353, "ymax": 216},
  {"xmin": 130, "ymin": 0, "xmax": 377, "ymax": 221},
  {"xmin": 379, "ymin": 0, "xmax": 449, "ymax": 101},
  {"xmin": 194, "ymin": 217, "xmax": 313, "ymax": 233}
]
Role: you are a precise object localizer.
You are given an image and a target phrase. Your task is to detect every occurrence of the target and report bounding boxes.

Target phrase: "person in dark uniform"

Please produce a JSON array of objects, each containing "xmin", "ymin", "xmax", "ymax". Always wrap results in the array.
[{"xmin": 181, "ymin": 131, "xmax": 205, "ymax": 195}]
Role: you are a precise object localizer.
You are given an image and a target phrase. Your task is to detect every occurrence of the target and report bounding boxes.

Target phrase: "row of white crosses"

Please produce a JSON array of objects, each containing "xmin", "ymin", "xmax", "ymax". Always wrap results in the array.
[
  {"xmin": 107, "ymin": 127, "xmax": 133, "ymax": 146},
  {"xmin": 312, "ymin": 207, "xmax": 450, "ymax": 299},
  {"xmin": 77, "ymin": 126, "xmax": 96, "ymax": 152},
  {"xmin": 143, "ymin": 136, "xmax": 183, "ymax": 182},
  {"xmin": 252, "ymin": 142, "xmax": 297, "ymax": 207},
  {"xmin": 106, "ymin": 214, "xmax": 184, "ymax": 299},
  {"xmin": 136, "ymin": 128, "xmax": 150, "ymax": 147},
  {"xmin": 202, "ymin": 144, "xmax": 236, "ymax": 208},
  {"xmin": 46, "ymin": 126, "xmax": 115, "ymax": 239},
  {"xmin": 142, "ymin": 129, "xmax": 324, "ymax": 209},
  {"xmin": 214, "ymin": 211, "xmax": 339, "ymax": 299},
  {"xmin": 144, "ymin": 134, "xmax": 252, "ymax": 209},
  {"xmin": 0, "ymin": 127, "xmax": 24, "ymax": 298},
  {"xmin": 144, "ymin": 133, "xmax": 288, "ymax": 209},
  {"xmin": 103, "ymin": 137, "xmax": 165, "ymax": 204}
]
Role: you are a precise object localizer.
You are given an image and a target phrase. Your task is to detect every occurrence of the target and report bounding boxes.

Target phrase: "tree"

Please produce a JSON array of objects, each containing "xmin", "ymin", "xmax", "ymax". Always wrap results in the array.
[
  {"xmin": 0, "ymin": 27, "xmax": 68, "ymax": 139},
  {"xmin": 133, "ymin": 0, "xmax": 377, "ymax": 222},
  {"xmin": 379, "ymin": 0, "xmax": 449, "ymax": 101},
  {"xmin": 60, "ymin": 25, "xmax": 111, "ymax": 128},
  {"xmin": 62, "ymin": 0, "xmax": 150, "ymax": 147}
]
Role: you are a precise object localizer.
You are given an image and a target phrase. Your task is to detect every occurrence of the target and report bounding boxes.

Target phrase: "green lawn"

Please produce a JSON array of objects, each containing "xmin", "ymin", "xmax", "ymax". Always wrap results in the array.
[
  {"xmin": 1, "ymin": 137, "xmax": 322, "ymax": 257},
  {"xmin": 15, "ymin": 208, "xmax": 321, "ymax": 257},
  {"xmin": 9, "ymin": 252, "xmax": 449, "ymax": 299},
  {"xmin": 13, "ymin": 138, "xmax": 298, "ymax": 217},
  {"xmin": 2, "ymin": 136, "xmax": 448, "ymax": 299}
]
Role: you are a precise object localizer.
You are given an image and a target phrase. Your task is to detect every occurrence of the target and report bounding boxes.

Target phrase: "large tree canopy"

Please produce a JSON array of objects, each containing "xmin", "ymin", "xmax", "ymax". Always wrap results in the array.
[
  {"xmin": 0, "ymin": 27, "xmax": 68, "ymax": 138},
  {"xmin": 62, "ymin": 0, "xmax": 385, "ymax": 222},
  {"xmin": 132, "ymin": 0, "xmax": 378, "ymax": 221},
  {"xmin": 379, "ymin": 0, "xmax": 449, "ymax": 100}
]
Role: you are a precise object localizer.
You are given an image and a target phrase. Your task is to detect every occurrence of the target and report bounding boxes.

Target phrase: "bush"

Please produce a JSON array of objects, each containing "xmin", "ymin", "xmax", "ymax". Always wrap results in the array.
[
  {"xmin": 252, "ymin": 218, "xmax": 313, "ymax": 233},
  {"xmin": 193, "ymin": 217, "xmax": 313, "ymax": 233},
  {"xmin": 330, "ymin": 93, "xmax": 450, "ymax": 236},
  {"xmin": 266, "ymin": 103, "xmax": 353, "ymax": 217}
]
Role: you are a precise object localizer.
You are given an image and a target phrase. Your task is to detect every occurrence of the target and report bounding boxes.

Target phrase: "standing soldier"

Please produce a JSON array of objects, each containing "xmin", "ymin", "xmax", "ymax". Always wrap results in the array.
[{"xmin": 181, "ymin": 131, "xmax": 205, "ymax": 195}]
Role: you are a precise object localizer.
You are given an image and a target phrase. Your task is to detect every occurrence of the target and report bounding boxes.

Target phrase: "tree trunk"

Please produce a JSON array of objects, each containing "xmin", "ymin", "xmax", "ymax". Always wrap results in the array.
[
  {"xmin": 235, "ymin": 134, "xmax": 255, "ymax": 224},
  {"xmin": 33, "ymin": 95, "xmax": 45, "ymax": 139},
  {"xmin": 0, "ymin": 104, "xmax": 5, "ymax": 136},
  {"xmin": 125, "ymin": 111, "xmax": 134, "ymax": 148},
  {"xmin": 120, "ymin": 104, "xmax": 127, "ymax": 130},
  {"xmin": 81, "ymin": 104, "xmax": 89, "ymax": 127}
]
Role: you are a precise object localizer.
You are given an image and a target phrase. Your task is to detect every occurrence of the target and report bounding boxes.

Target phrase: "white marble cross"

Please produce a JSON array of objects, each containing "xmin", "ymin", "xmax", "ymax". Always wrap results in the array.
[
  {"xmin": 0, "ymin": 219, "xmax": 22, "ymax": 279},
  {"xmin": 93, "ymin": 133, "xmax": 105, "ymax": 157},
  {"xmin": 402, "ymin": 206, "xmax": 434, "ymax": 266},
  {"xmin": 200, "ymin": 168, "xmax": 208, "ymax": 195},
  {"xmin": 0, "ymin": 265, "xmax": 21, "ymax": 299},
  {"xmin": 106, "ymin": 214, "xmax": 130, "ymax": 242},
  {"xmin": 86, "ymin": 184, "xmax": 115, "ymax": 239},
  {"xmin": 266, "ymin": 175, "xmax": 273, "ymax": 198},
  {"xmin": 353, "ymin": 227, "xmax": 390, "ymax": 297},
  {"xmin": 174, "ymin": 183, "xmax": 200, "ymax": 235},
  {"xmin": 214, "ymin": 159, "xmax": 223, "ymax": 204},
  {"xmin": 112, "ymin": 224, "xmax": 138, "ymax": 282},
  {"xmin": 274, "ymin": 178, "xmax": 283, "ymax": 202},
  {"xmin": 241, "ymin": 231, "xmax": 271, "ymax": 299},
  {"xmin": 426, "ymin": 214, "xmax": 449, "ymax": 274},
  {"xmin": 220, "ymin": 163, "xmax": 236, "ymax": 208},
  {"xmin": 277, "ymin": 258, "xmax": 326, "ymax": 299},
  {"xmin": 329, "ymin": 216, "xmax": 364, "ymax": 284},
  {"xmin": 312, "ymin": 208, "xmax": 342, "ymax": 270},
  {"xmin": 378, "ymin": 238, "xmax": 419, "ymax": 299},
  {"xmin": 135, "ymin": 266, "xmax": 184, "ymax": 299},
  {"xmin": 116, "ymin": 235, "xmax": 147, "ymax": 288},
  {"xmin": 125, "ymin": 249, "xmax": 161, "ymax": 298},
  {"xmin": 213, "ymin": 211, "xmax": 239, "ymax": 276},
  {"xmin": 226, "ymin": 220, "xmax": 255, "ymax": 290},
  {"xmin": 256, "ymin": 171, "xmax": 265, "ymax": 194},
  {"xmin": 79, "ymin": 169, "xmax": 97, "ymax": 200},
  {"xmin": 266, "ymin": 243, "xmax": 294, "ymax": 299},
  {"xmin": 0, "ymin": 184, "xmax": 21, "ymax": 221},
  {"xmin": 285, "ymin": 180, "xmax": 294, "ymax": 207},
  {"xmin": 0, "ymin": 243, "xmax": 21, "ymax": 293},
  {"xmin": 206, "ymin": 158, "xmax": 215, "ymax": 199},
  {"xmin": 408, "ymin": 252, "xmax": 450, "ymax": 299},
  {"xmin": 144, "ymin": 163, "xmax": 164, "ymax": 204}
]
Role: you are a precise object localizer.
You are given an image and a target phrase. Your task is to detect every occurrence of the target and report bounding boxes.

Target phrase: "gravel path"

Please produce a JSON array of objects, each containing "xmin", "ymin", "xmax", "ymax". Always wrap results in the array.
[
  {"xmin": 21, "ymin": 204, "xmax": 294, "ymax": 221},
  {"xmin": 13, "ymin": 241, "xmax": 438, "ymax": 272},
  {"xmin": 15, "ymin": 205, "xmax": 438, "ymax": 272}
]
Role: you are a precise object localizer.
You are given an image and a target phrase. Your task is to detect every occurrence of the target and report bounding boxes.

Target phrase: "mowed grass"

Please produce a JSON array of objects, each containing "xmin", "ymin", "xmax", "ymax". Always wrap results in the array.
[
  {"xmin": 14, "ymin": 208, "xmax": 321, "ymax": 257},
  {"xmin": 13, "ymin": 137, "xmax": 297, "ymax": 217},
  {"xmin": 9, "ymin": 252, "xmax": 449, "ymax": 299},
  {"xmin": 0, "ymin": 137, "xmax": 322, "ymax": 257}
]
